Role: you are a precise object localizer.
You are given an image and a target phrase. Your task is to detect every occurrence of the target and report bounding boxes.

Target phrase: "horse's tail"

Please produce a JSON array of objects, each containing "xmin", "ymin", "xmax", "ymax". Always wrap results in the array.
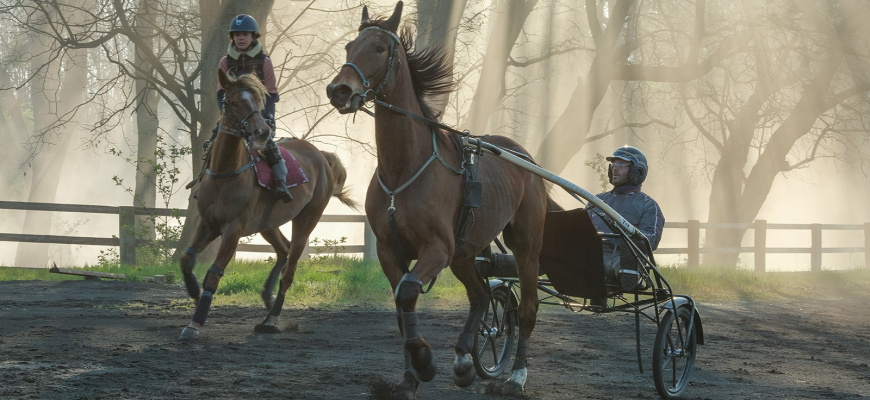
[{"xmin": 321, "ymin": 151, "xmax": 360, "ymax": 211}]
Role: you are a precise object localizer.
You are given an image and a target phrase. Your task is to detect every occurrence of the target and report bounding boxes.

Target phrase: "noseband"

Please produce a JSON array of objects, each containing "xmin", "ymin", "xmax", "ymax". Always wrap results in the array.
[
  {"xmin": 219, "ymin": 87, "xmax": 263, "ymax": 139},
  {"xmin": 341, "ymin": 26, "xmax": 401, "ymax": 103}
]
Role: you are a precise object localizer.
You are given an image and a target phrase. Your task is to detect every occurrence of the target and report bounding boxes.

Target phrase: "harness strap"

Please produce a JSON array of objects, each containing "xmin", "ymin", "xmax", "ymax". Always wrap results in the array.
[
  {"xmin": 205, "ymin": 159, "xmax": 255, "ymax": 179},
  {"xmin": 378, "ymin": 129, "xmax": 463, "ymax": 280}
]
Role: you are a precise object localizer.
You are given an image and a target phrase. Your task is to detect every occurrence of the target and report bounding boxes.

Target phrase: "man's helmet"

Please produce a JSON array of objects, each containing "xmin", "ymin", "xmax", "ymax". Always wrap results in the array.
[
  {"xmin": 229, "ymin": 14, "xmax": 260, "ymax": 38},
  {"xmin": 606, "ymin": 146, "xmax": 648, "ymax": 186}
]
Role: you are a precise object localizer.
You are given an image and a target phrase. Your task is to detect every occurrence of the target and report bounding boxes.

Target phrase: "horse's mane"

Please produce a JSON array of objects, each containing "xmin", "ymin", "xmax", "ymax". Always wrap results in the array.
[
  {"xmin": 228, "ymin": 73, "xmax": 268, "ymax": 110},
  {"xmin": 361, "ymin": 20, "xmax": 454, "ymax": 120}
]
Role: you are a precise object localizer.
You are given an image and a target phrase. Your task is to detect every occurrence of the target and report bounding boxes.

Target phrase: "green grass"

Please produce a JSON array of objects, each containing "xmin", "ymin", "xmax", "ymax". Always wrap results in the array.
[
  {"xmin": 2, "ymin": 259, "xmax": 869, "ymax": 307},
  {"xmin": 657, "ymin": 266, "xmax": 870, "ymax": 301}
]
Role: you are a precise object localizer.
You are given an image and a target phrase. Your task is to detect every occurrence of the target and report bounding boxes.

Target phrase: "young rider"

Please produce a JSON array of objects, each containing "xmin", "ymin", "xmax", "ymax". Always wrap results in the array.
[{"xmin": 217, "ymin": 14, "xmax": 292, "ymax": 203}]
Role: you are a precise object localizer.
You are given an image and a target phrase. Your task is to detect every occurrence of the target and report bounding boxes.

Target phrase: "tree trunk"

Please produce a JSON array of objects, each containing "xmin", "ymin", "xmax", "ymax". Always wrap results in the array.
[
  {"xmin": 702, "ymin": 28, "xmax": 845, "ymax": 267},
  {"xmin": 463, "ymin": 0, "xmax": 538, "ymax": 135},
  {"xmin": 0, "ymin": 66, "xmax": 29, "ymax": 192},
  {"xmin": 534, "ymin": 0, "xmax": 633, "ymax": 172},
  {"xmin": 133, "ymin": 0, "xmax": 161, "ymax": 240},
  {"xmin": 15, "ymin": 48, "xmax": 87, "ymax": 267}
]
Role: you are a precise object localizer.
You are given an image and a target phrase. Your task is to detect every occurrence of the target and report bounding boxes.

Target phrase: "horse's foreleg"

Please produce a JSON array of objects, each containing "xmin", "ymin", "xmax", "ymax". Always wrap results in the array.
[
  {"xmin": 179, "ymin": 224, "xmax": 220, "ymax": 303},
  {"xmin": 180, "ymin": 231, "xmax": 241, "ymax": 340},
  {"xmin": 395, "ymin": 272, "xmax": 437, "ymax": 384},
  {"xmin": 449, "ymin": 259, "xmax": 490, "ymax": 388}
]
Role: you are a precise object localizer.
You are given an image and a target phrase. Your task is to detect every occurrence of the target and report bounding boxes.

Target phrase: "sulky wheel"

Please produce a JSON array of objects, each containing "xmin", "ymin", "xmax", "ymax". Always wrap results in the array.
[
  {"xmin": 473, "ymin": 284, "xmax": 517, "ymax": 379},
  {"xmin": 652, "ymin": 305, "xmax": 697, "ymax": 398}
]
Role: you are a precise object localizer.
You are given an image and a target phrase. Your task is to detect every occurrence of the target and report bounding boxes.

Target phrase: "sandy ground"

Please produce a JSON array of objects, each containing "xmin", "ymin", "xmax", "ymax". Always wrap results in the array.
[{"xmin": 0, "ymin": 279, "xmax": 868, "ymax": 400}]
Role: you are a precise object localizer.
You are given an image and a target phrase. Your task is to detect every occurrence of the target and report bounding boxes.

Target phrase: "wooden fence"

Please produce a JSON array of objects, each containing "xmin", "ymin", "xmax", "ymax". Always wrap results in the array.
[
  {"xmin": 1, "ymin": 201, "xmax": 868, "ymax": 271},
  {"xmin": 658, "ymin": 220, "xmax": 870, "ymax": 271},
  {"xmin": 0, "ymin": 201, "xmax": 375, "ymax": 266}
]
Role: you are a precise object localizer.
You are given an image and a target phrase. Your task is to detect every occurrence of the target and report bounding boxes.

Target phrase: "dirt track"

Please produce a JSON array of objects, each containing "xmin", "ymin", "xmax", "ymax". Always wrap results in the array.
[{"xmin": 0, "ymin": 279, "xmax": 868, "ymax": 399}]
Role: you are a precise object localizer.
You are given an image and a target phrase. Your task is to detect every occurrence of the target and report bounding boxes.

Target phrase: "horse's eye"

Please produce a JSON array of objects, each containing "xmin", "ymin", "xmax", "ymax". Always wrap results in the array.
[{"xmin": 375, "ymin": 45, "xmax": 386, "ymax": 53}]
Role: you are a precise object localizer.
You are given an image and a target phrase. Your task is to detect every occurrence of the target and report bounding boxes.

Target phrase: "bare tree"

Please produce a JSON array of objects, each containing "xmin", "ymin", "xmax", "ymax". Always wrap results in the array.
[{"xmin": 679, "ymin": 1, "xmax": 870, "ymax": 267}]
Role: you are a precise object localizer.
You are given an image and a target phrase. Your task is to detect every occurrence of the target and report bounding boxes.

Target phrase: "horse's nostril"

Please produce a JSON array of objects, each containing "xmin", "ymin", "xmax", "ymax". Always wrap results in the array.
[{"xmin": 328, "ymin": 84, "xmax": 351, "ymax": 102}]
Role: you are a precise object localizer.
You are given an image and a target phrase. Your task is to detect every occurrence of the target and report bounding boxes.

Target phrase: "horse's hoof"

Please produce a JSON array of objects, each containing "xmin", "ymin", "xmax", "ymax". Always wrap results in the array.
[
  {"xmin": 254, "ymin": 323, "xmax": 281, "ymax": 334},
  {"xmin": 406, "ymin": 338, "xmax": 436, "ymax": 383},
  {"xmin": 453, "ymin": 353, "xmax": 476, "ymax": 387},
  {"xmin": 179, "ymin": 326, "xmax": 199, "ymax": 340},
  {"xmin": 503, "ymin": 367, "xmax": 527, "ymax": 395}
]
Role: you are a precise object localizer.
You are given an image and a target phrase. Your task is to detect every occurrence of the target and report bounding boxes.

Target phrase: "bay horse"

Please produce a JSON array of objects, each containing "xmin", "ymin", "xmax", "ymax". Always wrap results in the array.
[
  {"xmin": 326, "ymin": 2, "xmax": 551, "ymax": 397},
  {"xmin": 179, "ymin": 68, "xmax": 357, "ymax": 339}
]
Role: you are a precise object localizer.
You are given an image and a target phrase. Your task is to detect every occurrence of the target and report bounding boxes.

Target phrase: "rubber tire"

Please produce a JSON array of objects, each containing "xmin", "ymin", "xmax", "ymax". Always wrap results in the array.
[
  {"xmin": 652, "ymin": 305, "xmax": 697, "ymax": 399},
  {"xmin": 472, "ymin": 285, "xmax": 517, "ymax": 379}
]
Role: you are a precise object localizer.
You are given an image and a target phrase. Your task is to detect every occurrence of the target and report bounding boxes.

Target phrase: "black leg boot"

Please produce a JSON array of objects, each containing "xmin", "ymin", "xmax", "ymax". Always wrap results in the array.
[{"xmin": 263, "ymin": 139, "xmax": 293, "ymax": 203}]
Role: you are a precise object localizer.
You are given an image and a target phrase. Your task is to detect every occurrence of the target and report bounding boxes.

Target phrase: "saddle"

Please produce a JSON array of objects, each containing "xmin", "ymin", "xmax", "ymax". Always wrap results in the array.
[{"xmin": 251, "ymin": 145, "xmax": 309, "ymax": 190}]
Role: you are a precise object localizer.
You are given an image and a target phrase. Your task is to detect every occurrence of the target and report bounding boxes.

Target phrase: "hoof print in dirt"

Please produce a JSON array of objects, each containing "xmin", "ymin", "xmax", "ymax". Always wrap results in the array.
[
  {"xmin": 484, "ymin": 380, "xmax": 525, "ymax": 397},
  {"xmin": 369, "ymin": 377, "xmax": 415, "ymax": 400},
  {"xmin": 254, "ymin": 324, "xmax": 282, "ymax": 334}
]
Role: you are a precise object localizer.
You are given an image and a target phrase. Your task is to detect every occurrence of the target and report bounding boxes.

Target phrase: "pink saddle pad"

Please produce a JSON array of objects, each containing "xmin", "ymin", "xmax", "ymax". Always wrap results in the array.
[{"xmin": 251, "ymin": 146, "xmax": 309, "ymax": 189}]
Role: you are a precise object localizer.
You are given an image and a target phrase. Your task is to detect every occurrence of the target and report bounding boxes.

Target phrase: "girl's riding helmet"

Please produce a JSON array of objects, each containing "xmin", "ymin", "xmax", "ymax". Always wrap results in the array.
[{"xmin": 229, "ymin": 14, "xmax": 260, "ymax": 38}]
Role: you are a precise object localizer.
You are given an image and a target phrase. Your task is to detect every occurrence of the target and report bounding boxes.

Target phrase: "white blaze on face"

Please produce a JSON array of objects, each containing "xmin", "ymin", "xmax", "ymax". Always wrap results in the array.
[{"xmin": 239, "ymin": 90, "xmax": 256, "ymax": 109}]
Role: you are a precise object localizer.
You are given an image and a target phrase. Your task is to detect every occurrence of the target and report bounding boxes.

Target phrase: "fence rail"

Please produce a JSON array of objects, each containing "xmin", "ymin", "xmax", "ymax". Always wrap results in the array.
[
  {"xmin": 1, "ymin": 201, "xmax": 868, "ymax": 270},
  {"xmin": 0, "ymin": 201, "xmax": 375, "ymax": 266}
]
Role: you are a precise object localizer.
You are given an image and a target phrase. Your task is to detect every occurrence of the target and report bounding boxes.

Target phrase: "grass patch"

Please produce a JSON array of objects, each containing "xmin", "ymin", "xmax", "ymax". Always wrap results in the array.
[
  {"xmin": 657, "ymin": 266, "xmax": 870, "ymax": 301},
  {"xmin": 3, "ymin": 260, "xmax": 869, "ymax": 307}
]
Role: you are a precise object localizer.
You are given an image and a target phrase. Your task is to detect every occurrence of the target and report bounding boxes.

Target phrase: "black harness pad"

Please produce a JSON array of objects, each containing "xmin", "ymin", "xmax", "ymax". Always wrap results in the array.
[
  {"xmin": 462, "ymin": 181, "xmax": 482, "ymax": 208},
  {"xmin": 539, "ymin": 208, "xmax": 607, "ymax": 299}
]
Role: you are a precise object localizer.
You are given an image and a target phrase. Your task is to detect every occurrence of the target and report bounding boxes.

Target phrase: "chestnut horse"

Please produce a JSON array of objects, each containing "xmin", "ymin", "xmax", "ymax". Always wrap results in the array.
[
  {"xmin": 179, "ymin": 69, "xmax": 357, "ymax": 339},
  {"xmin": 327, "ymin": 2, "xmax": 550, "ymax": 398}
]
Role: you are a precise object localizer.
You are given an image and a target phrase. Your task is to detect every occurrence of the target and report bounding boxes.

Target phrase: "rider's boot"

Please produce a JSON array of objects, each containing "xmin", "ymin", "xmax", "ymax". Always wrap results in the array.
[{"xmin": 263, "ymin": 139, "xmax": 293, "ymax": 203}]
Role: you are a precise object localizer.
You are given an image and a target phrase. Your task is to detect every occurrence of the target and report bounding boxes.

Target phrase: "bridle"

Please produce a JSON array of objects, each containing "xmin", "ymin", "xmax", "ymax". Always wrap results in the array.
[
  {"xmin": 218, "ymin": 87, "xmax": 263, "ymax": 139},
  {"xmin": 340, "ymin": 26, "xmax": 401, "ymax": 104},
  {"xmin": 206, "ymin": 87, "xmax": 263, "ymax": 180}
]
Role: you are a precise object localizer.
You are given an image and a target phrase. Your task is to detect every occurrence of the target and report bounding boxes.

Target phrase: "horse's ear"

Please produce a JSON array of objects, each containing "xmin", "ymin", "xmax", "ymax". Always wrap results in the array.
[
  {"xmin": 384, "ymin": 1, "xmax": 403, "ymax": 32},
  {"xmin": 361, "ymin": 5, "xmax": 369, "ymax": 25},
  {"xmin": 218, "ymin": 68, "xmax": 231, "ymax": 90}
]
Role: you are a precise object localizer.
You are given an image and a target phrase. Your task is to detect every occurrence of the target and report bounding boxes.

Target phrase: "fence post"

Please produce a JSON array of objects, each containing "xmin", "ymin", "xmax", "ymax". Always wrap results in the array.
[
  {"xmin": 363, "ymin": 220, "xmax": 377, "ymax": 262},
  {"xmin": 688, "ymin": 220, "xmax": 699, "ymax": 268},
  {"xmin": 119, "ymin": 206, "xmax": 136, "ymax": 266},
  {"xmin": 811, "ymin": 223, "xmax": 822, "ymax": 271},
  {"xmin": 754, "ymin": 219, "xmax": 767, "ymax": 272},
  {"xmin": 864, "ymin": 223, "xmax": 869, "ymax": 269}
]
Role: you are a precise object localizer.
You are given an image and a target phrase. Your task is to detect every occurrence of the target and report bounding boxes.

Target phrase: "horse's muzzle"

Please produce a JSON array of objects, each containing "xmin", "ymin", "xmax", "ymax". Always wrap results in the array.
[
  {"xmin": 326, "ymin": 83, "xmax": 364, "ymax": 114},
  {"xmin": 250, "ymin": 129, "xmax": 270, "ymax": 150}
]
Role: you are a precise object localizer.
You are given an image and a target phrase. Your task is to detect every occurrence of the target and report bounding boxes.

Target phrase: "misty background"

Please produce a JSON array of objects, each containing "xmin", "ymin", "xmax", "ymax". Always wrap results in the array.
[{"xmin": 1, "ymin": 0, "xmax": 869, "ymax": 271}]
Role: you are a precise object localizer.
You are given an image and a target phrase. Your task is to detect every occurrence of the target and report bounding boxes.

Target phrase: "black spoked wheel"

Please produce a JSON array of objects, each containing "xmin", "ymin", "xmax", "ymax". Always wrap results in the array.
[
  {"xmin": 653, "ymin": 305, "xmax": 697, "ymax": 398},
  {"xmin": 473, "ymin": 285, "xmax": 517, "ymax": 379}
]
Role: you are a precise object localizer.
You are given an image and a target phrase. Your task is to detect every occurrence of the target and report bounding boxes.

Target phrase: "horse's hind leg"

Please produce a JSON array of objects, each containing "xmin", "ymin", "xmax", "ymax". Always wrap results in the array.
[
  {"xmin": 259, "ymin": 228, "xmax": 291, "ymax": 310},
  {"xmin": 449, "ymin": 257, "xmax": 491, "ymax": 388},
  {"xmin": 501, "ymin": 218, "xmax": 544, "ymax": 394},
  {"xmin": 255, "ymin": 212, "xmax": 320, "ymax": 334}
]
